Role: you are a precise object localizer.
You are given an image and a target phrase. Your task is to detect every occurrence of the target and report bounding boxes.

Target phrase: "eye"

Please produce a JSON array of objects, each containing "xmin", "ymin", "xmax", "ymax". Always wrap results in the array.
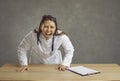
[
  {"xmin": 50, "ymin": 26, "xmax": 55, "ymax": 29},
  {"xmin": 44, "ymin": 26, "xmax": 48, "ymax": 28}
]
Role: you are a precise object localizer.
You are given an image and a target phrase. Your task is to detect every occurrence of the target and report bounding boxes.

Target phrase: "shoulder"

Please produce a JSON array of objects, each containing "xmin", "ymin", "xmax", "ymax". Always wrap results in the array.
[
  {"xmin": 55, "ymin": 30, "xmax": 70, "ymax": 40},
  {"xmin": 56, "ymin": 30, "xmax": 67, "ymax": 36},
  {"xmin": 24, "ymin": 30, "xmax": 36, "ymax": 39},
  {"xmin": 57, "ymin": 30, "xmax": 63, "ymax": 34}
]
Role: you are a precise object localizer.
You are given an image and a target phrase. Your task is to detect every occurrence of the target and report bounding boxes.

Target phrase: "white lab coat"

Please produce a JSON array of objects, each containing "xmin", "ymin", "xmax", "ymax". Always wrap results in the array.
[{"xmin": 17, "ymin": 30, "xmax": 74, "ymax": 67}]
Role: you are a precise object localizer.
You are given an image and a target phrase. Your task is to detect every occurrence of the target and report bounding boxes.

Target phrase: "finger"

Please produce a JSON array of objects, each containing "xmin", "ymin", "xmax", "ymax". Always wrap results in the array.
[
  {"xmin": 16, "ymin": 67, "xmax": 23, "ymax": 72},
  {"xmin": 20, "ymin": 67, "xmax": 26, "ymax": 72},
  {"xmin": 58, "ymin": 66, "xmax": 62, "ymax": 71},
  {"xmin": 58, "ymin": 66, "xmax": 65, "ymax": 71},
  {"xmin": 17, "ymin": 66, "xmax": 28, "ymax": 72},
  {"xmin": 20, "ymin": 67, "xmax": 29, "ymax": 72},
  {"xmin": 61, "ymin": 67, "xmax": 66, "ymax": 71}
]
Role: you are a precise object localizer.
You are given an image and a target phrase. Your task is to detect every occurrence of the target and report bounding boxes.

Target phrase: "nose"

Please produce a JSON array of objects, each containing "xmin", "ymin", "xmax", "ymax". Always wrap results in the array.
[{"xmin": 47, "ymin": 27, "xmax": 51, "ymax": 32}]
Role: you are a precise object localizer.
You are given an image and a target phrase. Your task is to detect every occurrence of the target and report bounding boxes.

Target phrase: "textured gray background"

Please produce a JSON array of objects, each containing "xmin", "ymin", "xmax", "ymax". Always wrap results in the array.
[{"xmin": 0, "ymin": 0, "xmax": 120, "ymax": 66}]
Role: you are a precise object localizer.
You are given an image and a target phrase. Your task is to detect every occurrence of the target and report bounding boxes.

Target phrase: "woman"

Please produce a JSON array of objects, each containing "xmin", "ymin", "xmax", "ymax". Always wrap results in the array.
[{"xmin": 17, "ymin": 15, "xmax": 74, "ymax": 72}]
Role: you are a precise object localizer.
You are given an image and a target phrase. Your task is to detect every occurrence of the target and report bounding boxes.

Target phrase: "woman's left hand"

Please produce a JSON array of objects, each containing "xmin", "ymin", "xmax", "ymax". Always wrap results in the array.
[{"xmin": 57, "ymin": 64, "xmax": 68, "ymax": 71}]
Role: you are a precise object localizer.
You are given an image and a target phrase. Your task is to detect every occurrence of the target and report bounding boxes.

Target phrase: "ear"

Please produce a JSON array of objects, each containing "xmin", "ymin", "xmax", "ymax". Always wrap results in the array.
[{"xmin": 40, "ymin": 24, "xmax": 44, "ymax": 32}]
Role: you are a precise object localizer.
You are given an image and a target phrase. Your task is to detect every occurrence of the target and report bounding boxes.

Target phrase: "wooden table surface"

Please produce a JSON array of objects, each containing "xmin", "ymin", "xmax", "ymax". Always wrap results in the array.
[{"xmin": 0, "ymin": 64, "xmax": 120, "ymax": 81}]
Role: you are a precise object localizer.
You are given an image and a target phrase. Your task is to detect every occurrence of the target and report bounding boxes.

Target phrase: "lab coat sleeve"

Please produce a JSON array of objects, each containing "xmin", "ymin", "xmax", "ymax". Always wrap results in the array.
[
  {"xmin": 17, "ymin": 31, "xmax": 33, "ymax": 66},
  {"xmin": 61, "ymin": 35, "xmax": 74, "ymax": 67}
]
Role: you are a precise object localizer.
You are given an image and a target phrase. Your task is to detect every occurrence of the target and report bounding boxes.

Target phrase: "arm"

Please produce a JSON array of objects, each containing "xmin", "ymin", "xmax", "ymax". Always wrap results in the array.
[
  {"xmin": 61, "ymin": 35, "xmax": 74, "ymax": 67},
  {"xmin": 58, "ymin": 35, "xmax": 74, "ymax": 71},
  {"xmin": 17, "ymin": 31, "xmax": 33, "ymax": 72}
]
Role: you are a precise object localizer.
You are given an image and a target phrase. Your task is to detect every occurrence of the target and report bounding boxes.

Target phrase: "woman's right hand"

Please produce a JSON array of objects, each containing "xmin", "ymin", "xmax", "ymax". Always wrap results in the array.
[{"xmin": 17, "ymin": 65, "xmax": 29, "ymax": 72}]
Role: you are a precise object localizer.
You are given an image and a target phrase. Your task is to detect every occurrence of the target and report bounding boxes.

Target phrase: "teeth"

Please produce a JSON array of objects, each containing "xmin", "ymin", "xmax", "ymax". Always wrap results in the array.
[{"xmin": 46, "ymin": 33, "xmax": 52, "ymax": 35}]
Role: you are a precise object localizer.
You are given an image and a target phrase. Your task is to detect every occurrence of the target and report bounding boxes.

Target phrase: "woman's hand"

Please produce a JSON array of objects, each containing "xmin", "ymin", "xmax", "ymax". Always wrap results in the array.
[
  {"xmin": 57, "ymin": 64, "xmax": 68, "ymax": 71},
  {"xmin": 16, "ymin": 65, "xmax": 29, "ymax": 72}
]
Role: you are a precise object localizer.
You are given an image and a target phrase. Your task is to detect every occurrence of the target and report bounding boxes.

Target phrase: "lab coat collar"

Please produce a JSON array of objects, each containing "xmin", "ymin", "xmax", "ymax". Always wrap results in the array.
[{"xmin": 40, "ymin": 33, "xmax": 53, "ymax": 41}]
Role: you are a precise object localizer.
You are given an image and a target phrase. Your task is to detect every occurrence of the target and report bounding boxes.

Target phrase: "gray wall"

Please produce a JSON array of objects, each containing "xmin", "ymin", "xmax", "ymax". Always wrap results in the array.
[{"xmin": 0, "ymin": 0, "xmax": 120, "ymax": 66}]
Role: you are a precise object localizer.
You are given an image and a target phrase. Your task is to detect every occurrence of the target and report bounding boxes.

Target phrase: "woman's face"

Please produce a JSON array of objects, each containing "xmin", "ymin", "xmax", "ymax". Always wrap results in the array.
[{"xmin": 41, "ymin": 20, "xmax": 56, "ymax": 40}]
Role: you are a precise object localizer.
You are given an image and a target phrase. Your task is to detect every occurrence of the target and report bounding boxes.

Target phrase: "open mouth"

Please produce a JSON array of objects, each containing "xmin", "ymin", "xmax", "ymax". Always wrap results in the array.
[{"xmin": 45, "ymin": 32, "xmax": 52, "ymax": 36}]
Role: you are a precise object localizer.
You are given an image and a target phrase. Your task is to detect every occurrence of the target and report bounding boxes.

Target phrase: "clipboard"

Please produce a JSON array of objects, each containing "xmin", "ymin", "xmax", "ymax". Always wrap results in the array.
[{"xmin": 67, "ymin": 66, "xmax": 100, "ymax": 76}]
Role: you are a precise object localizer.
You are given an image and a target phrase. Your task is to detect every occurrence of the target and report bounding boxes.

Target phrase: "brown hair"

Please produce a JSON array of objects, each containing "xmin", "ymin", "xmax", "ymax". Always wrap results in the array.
[{"xmin": 34, "ymin": 15, "xmax": 66, "ymax": 44}]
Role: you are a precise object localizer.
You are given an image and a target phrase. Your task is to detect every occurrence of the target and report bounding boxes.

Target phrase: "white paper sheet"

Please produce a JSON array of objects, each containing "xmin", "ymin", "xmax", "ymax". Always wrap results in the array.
[{"xmin": 67, "ymin": 66, "xmax": 100, "ymax": 76}]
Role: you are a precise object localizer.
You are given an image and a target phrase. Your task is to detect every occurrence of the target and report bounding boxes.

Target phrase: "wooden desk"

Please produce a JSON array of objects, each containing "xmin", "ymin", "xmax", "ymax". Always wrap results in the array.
[{"xmin": 0, "ymin": 64, "xmax": 120, "ymax": 81}]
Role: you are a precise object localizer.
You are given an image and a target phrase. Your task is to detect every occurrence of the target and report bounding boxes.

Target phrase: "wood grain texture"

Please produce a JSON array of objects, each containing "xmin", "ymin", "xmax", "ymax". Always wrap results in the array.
[{"xmin": 0, "ymin": 64, "xmax": 120, "ymax": 81}]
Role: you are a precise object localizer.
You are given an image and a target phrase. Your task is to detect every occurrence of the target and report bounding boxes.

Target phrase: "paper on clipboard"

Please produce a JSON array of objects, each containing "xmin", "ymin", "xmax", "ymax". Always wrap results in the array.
[{"xmin": 67, "ymin": 66, "xmax": 100, "ymax": 76}]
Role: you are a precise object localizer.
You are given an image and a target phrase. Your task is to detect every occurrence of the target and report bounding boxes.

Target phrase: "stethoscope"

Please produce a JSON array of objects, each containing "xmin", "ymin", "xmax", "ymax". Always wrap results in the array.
[{"xmin": 37, "ymin": 33, "xmax": 54, "ymax": 52}]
